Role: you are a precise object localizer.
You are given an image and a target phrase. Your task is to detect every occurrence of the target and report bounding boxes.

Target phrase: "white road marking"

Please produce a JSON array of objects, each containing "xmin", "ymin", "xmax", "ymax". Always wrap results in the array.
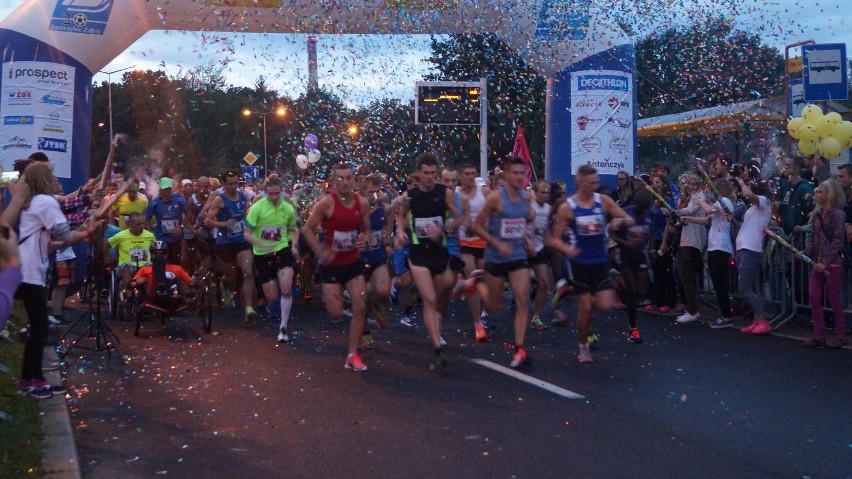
[{"xmin": 469, "ymin": 358, "xmax": 585, "ymax": 399}]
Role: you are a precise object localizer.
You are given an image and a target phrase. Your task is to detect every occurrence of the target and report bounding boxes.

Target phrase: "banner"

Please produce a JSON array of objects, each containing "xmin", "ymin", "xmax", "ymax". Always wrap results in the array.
[
  {"xmin": 1, "ymin": 61, "xmax": 75, "ymax": 178},
  {"xmin": 569, "ymin": 70, "xmax": 633, "ymax": 176},
  {"xmin": 511, "ymin": 125, "xmax": 533, "ymax": 189}
]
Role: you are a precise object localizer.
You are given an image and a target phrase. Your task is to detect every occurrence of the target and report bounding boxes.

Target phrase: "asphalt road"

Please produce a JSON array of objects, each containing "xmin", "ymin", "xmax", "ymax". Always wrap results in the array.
[{"xmin": 59, "ymin": 293, "xmax": 852, "ymax": 479}]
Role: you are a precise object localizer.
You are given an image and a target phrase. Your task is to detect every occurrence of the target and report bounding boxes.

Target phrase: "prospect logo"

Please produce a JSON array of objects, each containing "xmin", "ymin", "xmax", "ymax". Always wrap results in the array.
[
  {"xmin": 38, "ymin": 137, "xmax": 68, "ymax": 153},
  {"xmin": 3, "ymin": 136, "xmax": 33, "ymax": 150},
  {"xmin": 3, "ymin": 116, "xmax": 35, "ymax": 125},
  {"xmin": 578, "ymin": 75, "xmax": 629, "ymax": 92}
]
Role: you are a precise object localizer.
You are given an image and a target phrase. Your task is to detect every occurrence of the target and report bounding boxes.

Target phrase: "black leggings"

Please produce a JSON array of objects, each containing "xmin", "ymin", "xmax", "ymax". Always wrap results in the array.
[
  {"xmin": 18, "ymin": 283, "xmax": 48, "ymax": 381},
  {"xmin": 707, "ymin": 250, "xmax": 733, "ymax": 318},
  {"xmin": 652, "ymin": 240, "xmax": 676, "ymax": 307}
]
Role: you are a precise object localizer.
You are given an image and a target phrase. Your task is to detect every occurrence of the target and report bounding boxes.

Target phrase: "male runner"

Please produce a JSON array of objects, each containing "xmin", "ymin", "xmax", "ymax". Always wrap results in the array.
[
  {"xmin": 527, "ymin": 180, "xmax": 553, "ymax": 330},
  {"xmin": 107, "ymin": 213, "xmax": 156, "ymax": 292},
  {"xmin": 244, "ymin": 177, "xmax": 299, "ymax": 342},
  {"xmin": 204, "ymin": 170, "xmax": 258, "ymax": 321},
  {"xmin": 469, "ymin": 156, "xmax": 535, "ymax": 367},
  {"xmin": 396, "ymin": 154, "xmax": 460, "ymax": 369},
  {"xmin": 303, "ymin": 163, "xmax": 371, "ymax": 371},
  {"xmin": 145, "ymin": 177, "xmax": 186, "ymax": 266},
  {"xmin": 548, "ymin": 165, "xmax": 633, "ymax": 363},
  {"xmin": 112, "ymin": 181, "xmax": 148, "ymax": 230}
]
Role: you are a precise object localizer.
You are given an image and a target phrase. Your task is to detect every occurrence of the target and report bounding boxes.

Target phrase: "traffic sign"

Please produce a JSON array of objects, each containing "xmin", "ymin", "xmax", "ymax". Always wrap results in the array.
[
  {"xmin": 789, "ymin": 78, "xmax": 805, "ymax": 117},
  {"xmin": 243, "ymin": 151, "xmax": 259, "ymax": 166},
  {"xmin": 803, "ymin": 43, "xmax": 848, "ymax": 101},
  {"xmin": 241, "ymin": 165, "xmax": 260, "ymax": 181},
  {"xmin": 787, "ymin": 56, "xmax": 803, "ymax": 74}
]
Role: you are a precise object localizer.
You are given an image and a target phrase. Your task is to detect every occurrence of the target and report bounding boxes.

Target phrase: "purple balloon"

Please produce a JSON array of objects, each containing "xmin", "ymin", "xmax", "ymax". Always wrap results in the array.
[{"xmin": 304, "ymin": 133, "xmax": 319, "ymax": 150}]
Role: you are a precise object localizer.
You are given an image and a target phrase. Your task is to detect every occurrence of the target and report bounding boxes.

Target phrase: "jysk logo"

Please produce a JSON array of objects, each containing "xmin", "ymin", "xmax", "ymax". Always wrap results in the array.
[
  {"xmin": 3, "ymin": 136, "xmax": 33, "ymax": 150},
  {"xmin": 38, "ymin": 137, "xmax": 68, "ymax": 153},
  {"xmin": 4, "ymin": 116, "xmax": 34, "ymax": 125},
  {"xmin": 41, "ymin": 94, "xmax": 67, "ymax": 105},
  {"xmin": 578, "ymin": 75, "xmax": 629, "ymax": 92}
]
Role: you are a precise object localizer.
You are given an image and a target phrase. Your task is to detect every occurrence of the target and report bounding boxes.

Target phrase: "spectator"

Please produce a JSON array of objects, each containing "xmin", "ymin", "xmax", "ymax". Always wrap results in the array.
[
  {"xmin": 777, "ymin": 158, "xmax": 814, "ymax": 235},
  {"xmin": 735, "ymin": 178, "xmax": 773, "ymax": 335},
  {"xmin": 0, "ymin": 220, "xmax": 22, "ymax": 330},
  {"xmin": 610, "ymin": 170, "xmax": 634, "ymax": 207},
  {"xmin": 673, "ymin": 173, "xmax": 707, "ymax": 324},
  {"xmin": 799, "ymin": 178, "xmax": 847, "ymax": 348}
]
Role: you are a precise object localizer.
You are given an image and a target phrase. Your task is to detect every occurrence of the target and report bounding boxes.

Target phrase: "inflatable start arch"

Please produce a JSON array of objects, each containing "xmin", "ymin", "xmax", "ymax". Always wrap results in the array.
[{"xmin": 0, "ymin": 0, "xmax": 636, "ymax": 193}]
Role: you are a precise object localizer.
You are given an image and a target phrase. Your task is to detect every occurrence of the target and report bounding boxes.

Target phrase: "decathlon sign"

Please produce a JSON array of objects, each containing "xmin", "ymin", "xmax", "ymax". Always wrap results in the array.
[{"xmin": 578, "ymin": 75, "xmax": 630, "ymax": 92}]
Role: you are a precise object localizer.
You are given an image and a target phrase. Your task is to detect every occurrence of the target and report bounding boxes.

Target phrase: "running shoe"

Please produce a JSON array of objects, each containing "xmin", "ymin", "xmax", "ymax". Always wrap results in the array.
[
  {"xmin": 509, "ymin": 346, "xmax": 530, "ymax": 369},
  {"xmin": 643, "ymin": 304, "xmax": 657, "ymax": 312},
  {"xmin": 740, "ymin": 322, "xmax": 758, "ymax": 333},
  {"xmin": 429, "ymin": 348, "xmax": 448, "ymax": 371},
  {"xmin": 450, "ymin": 273, "xmax": 466, "ymax": 299},
  {"xmin": 480, "ymin": 312, "xmax": 495, "ymax": 329},
  {"xmin": 657, "ymin": 306, "xmax": 671, "ymax": 313},
  {"xmin": 750, "ymin": 321, "xmax": 772, "ymax": 335},
  {"xmin": 373, "ymin": 303, "xmax": 389, "ymax": 330},
  {"xmin": 48, "ymin": 315, "xmax": 62, "ymax": 326},
  {"xmin": 709, "ymin": 318, "xmax": 734, "ymax": 329},
  {"xmin": 628, "ymin": 328, "xmax": 642, "ymax": 344},
  {"xmin": 344, "ymin": 353, "xmax": 368, "ymax": 371},
  {"xmin": 400, "ymin": 314, "xmax": 417, "ymax": 327},
  {"xmin": 18, "ymin": 379, "xmax": 52, "ymax": 399},
  {"xmin": 577, "ymin": 343, "xmax": 593, "ymax": 363},
  {"xmin": 587, "ymin": 333, "xmax": 600, "ymax": 347},
  {"xmin": 342, "ymin": 308, "xmax": 353, "ymax": 317},
  {"xmin": 530, "ymin": 316, "xmax": 548, "ymax": 330},
  {"xmin": 439, "ymin": 336, "xmax": 447, "ymax": 347},
  {"xmin": 801, "ymin": 337, "xmax": 826, "ymax": 348},
  {"xmin": 37, "ymin": 379, "xmax": 67, "ymax": 395},
  {"xmin": 676, "ymin": 311, "xmax": 700, "ymax": 324},
  {"xmin": 359, "ymin": 334, "xmax": 375, "ymax": 350},
  {"xmin": 638, "ymin": 299, "xmax": 652, "ymax": 307},
  {"xmin": 551, "ymin": 310, "xmax": 569, "ymax": 327},
  {"xmin": 474, "ymin": 321, "xmax": 488, "ymax": 342},
  {"xmin": 552, "ymin": 279, "xmax": 573, "ymax": 308},
  {"xmin": 245, "ymin": 306, "xmax": 258, "ymax": 322},
  {"xmin": 277, "ymin": 328, "xmax": 290, "ymax": 343}
]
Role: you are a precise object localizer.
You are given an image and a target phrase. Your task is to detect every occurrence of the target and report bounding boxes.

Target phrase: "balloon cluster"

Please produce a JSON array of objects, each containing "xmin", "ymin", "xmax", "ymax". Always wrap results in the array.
[
  {"xmin": 295, "ymin": 133, "xmax": 321, "ymax": 170},
  {"xmin": 786, "ymin": 104, "xmax": 852, "ymax": 160}
]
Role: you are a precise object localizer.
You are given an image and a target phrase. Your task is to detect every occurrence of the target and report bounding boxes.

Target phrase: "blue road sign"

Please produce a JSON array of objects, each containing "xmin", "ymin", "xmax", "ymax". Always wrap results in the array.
[
  {"xmin": 803, "ymin": 43, "xmax": 848, "ymax": 101},
  {"xmin": 241, "ymin": 165, "xmax": 260, "ymax": 181}
]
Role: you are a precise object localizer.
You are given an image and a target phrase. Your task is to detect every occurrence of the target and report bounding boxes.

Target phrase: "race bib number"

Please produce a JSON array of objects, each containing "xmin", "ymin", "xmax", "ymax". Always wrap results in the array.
[
  {"xmin": 261, "ymin": 225, "xmax": 282, "ymax": 242},
  {"xmin": 414, "ymin": 216, "xmax": 443, "ymax": 240},
  {"xmin": 367, "ymin": 230, "xmax": 384, "ymax": 250},
  {"xmin": 129, "ymin": 248, "xmax": 148, "ymax": 263},
  {"xmin": 226, "ymin": 221, "xmax": 244, "ymax": 237},
  {"xmin": 500, "ymin": 218, "xmax": 526, "ymax": 240},
  {"xmin": 332, "ymin": 230, "xmax": 358, "ymax": 252},
  {"xmin": 161, "ymin": 219, "xmax": 179, "ymax": 233},
  {"xmin": 576, "ymin": 215, "xmax": 604, "ymax": 236}
]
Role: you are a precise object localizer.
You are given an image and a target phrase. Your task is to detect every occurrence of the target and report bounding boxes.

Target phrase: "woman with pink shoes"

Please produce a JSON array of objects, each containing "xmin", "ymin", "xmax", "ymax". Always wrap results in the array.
[{"xmin": 734, "ymin": 178, "xmax": 773, "ymax": 335}]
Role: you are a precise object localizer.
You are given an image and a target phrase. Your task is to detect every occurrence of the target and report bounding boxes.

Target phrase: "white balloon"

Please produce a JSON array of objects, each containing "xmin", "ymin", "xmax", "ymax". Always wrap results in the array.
[
  {"xmin": 308, "ymin": 149, "xmax": 321, "ymax": 164},
  {"xmin": 296, "ymin": 154, "xmax": 309, "ymax": 170}
]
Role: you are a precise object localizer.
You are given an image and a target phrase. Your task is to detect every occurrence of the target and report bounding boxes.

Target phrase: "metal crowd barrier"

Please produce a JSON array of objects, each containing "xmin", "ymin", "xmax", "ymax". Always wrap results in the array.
[{"xmin": 697, "ymin": 229, "xmax": 851, "ymax": 333}]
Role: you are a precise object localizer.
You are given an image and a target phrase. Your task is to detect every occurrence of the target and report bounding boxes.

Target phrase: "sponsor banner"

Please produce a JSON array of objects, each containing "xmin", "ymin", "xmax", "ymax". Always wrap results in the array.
[
  {"xmin": 49, "ymin": 0, "xmax": 115, "ymax": 36},
  {"xmin": 1, "ymin": 61, "xmax": 75, "ymax": 177},
  {"xmin": 570, "ymin": 70, "xmax": 633, "ymax": 176}
]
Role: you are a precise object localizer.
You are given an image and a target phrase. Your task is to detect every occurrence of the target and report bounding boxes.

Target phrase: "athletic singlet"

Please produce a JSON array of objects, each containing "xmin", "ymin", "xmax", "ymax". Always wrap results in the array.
[
  {"xmin": 484, "ymin": 187, "xmax": 529, "ymax": 264},
  {"xmin": 446, "ymin": 190, "xmax": 462, "ymax": 257},
  {"xmin": 408, "ymin": 184, "xmax": 448, "ymax": 250},
  {"xmin": 360, "ymin": 200, "xmax": 387, "ymax": 264},
  {"xmin": 565, "ymin": 193, "xmax": 608, "ymax": 265},
  {"xmin": 527, "ymin": 199, "xmax": 552, "ymax": 254},
  {"xmin": 216, "ymin": 190, "xmax": 247, "ymax": 245},
  {"xmin": 458, "ymin": 185, "xmax": 486, "ymax": 248},
  {"xmin": 322, "ymin": 192, "xmax": 362, "ymax": 266}
]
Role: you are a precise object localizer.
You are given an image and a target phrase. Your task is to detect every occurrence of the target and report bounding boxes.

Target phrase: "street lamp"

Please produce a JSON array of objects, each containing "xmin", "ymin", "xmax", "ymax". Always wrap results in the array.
[
  {"xmin": 98, "ymin": 65, "xmax": 139, "ymax": 140},
  {"xmin": 242, "ymin": 106, "xmax": 287, "ymax": 175}
]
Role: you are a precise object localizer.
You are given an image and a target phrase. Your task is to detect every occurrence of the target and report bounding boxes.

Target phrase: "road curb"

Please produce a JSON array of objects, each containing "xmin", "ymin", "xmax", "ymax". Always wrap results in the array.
[{"xmin": 41, "ymin": 346, "xmax": 81, "ymax": 479}]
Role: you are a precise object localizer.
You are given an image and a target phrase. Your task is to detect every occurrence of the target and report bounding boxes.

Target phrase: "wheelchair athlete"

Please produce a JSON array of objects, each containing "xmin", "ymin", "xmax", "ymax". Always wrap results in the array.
[
  {"xmin": 130, "ymin": 241, "xmax": 196, "ymax": 308},
  {"xmin": 107, "ymin": 213, "xmax": 156, "ymax": 292}
]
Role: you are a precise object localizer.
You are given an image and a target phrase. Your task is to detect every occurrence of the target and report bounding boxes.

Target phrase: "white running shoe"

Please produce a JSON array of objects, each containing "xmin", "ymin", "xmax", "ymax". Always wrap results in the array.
[{"xmin": 676, "ymin": 311, "xmax": 701, "ymax": 324}]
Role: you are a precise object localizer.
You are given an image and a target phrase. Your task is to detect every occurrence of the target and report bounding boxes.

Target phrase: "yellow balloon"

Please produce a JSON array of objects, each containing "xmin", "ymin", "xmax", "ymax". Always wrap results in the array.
[
  {"xmin": 830, "ymin": 120, "xmax": 852, "ymax": 146},
  {"xmin": 825, "ymin": 111, "xmax": 842, "ymax": 124},
  {"xmin": 814, "ymin": 115, "xmax": 835, "ymax": 138},
  {"xmin": 801, "ymin": 104, "xmax": 824, "ymax": 121},
  {"xmin": 798, "ymin": 139, "xmax": 817, "ymax": 156},
  {"xmin": 787, "ymin": 117, "xmax": 804, "ymax": 139},
  {"xmin": 797, "ymin": 123, "xmax": 819, "ymax": 143},
  {"xmin": 818, "ymin": 137, "xmax": 842, "ymax": 160}
]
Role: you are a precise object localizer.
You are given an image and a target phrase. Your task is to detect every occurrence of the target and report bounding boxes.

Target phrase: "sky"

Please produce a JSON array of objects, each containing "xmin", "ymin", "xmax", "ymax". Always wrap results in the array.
[{"xmin": 1, "ymin": 0, "xmax": 851, "ymax": 106}]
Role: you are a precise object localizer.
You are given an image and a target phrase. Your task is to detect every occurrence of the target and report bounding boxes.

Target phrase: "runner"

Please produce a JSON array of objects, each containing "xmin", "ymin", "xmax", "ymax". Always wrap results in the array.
[
  {"xmin": 468, "ymin": 156, "xmax": 535, "ymax": 367},
  {"xmin": 455, "ymin": 161, "xmax": 491, "ymax": 337},
  {"xmin": 204, "ymin": 169, "xmax": 258, "ymax": 321},
  {"xmin": 107, "ymin": 213, "xmax": 156, "ymax": 294},
  {"xmin": 396, "ymin": 154, "xmax": 460, "ymax": 369},
  {"xmin": 548, "ymin": 165, "xmax": 634, "ymax": 363},
  {"xmin": 302, "ymin": 162, "xmax": 372, "ymax": 371},
  {"xmin": 112, "ymin": 181, "xmax": 148, "ymax": 230},
  {"xmin": 389, "ymin": 173, "xmax": 419, "ymax": 327},
  {"xmin": 145, "ymin": 177, "xmax": 186, "ymax": 266},
  {"xmin": 527, "ymin": 180, "xmax": 553, "ymax": 330},
  {"xmin": 244, "ymin": 176, "xmax": 300, "ymax": 343},
  {"xmin": 359, "ymin": 174, "xmax": 394, "ymax": 333}
]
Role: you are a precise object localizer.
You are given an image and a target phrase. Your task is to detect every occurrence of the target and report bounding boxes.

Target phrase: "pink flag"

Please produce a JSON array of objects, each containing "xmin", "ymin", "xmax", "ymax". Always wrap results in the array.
[{"xmin": 512, "ymin": 125, "xmax": 533, "ymax": 189}]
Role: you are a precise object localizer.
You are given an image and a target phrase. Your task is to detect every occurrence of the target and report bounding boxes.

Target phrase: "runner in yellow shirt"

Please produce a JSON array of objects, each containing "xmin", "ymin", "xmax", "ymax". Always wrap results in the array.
[{"xmin": 112, "ymin": 182, "xmax": 149, "ymax": 230}]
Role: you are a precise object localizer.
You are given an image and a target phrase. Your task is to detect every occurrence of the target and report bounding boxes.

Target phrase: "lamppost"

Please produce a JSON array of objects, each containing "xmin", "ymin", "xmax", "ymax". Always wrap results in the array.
[
  {"xmin": 242, "ymin": 106, "xmax": 287, "ymax": 176},
  {"xmin": 98, "ymin": 65, "xmax": 138, "ymax": 139}
]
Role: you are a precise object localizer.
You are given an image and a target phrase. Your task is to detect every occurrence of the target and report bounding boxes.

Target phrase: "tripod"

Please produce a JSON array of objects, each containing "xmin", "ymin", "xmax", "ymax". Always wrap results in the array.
[{"xmin": 58, "ymin": 227, "xmax": 121, "ymax": 359}]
